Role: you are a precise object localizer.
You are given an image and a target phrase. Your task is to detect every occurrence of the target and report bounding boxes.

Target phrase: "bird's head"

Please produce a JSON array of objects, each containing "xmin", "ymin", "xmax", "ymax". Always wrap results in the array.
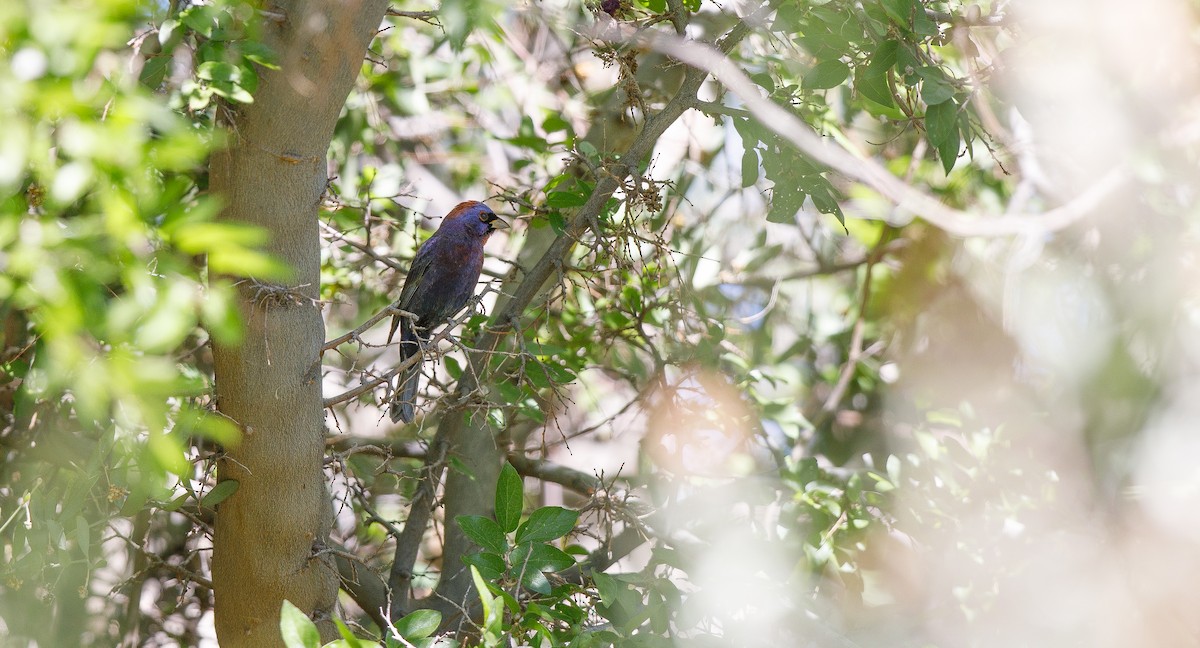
[{"xmin": 441, "ymin": 201, "xmax": 509, "ymax": 239}]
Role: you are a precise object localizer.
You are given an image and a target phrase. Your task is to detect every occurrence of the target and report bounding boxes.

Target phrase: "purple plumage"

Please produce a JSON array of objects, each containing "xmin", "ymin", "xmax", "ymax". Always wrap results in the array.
[{"xmin": 387, "ymin": 201, "xmax": 507, "ymax": 423}]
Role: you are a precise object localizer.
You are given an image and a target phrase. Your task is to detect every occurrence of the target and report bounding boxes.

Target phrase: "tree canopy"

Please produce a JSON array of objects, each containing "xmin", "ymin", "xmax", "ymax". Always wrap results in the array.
[{"xmin": 2, "ymin": 0, "xmax": 1199, "ymax": 646}]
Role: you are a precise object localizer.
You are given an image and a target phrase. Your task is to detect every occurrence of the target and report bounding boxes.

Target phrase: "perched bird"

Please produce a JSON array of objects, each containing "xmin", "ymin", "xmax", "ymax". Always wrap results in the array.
[{"xmin": 387, "ymin": 201, "xmax": 508, "ymax": 423}]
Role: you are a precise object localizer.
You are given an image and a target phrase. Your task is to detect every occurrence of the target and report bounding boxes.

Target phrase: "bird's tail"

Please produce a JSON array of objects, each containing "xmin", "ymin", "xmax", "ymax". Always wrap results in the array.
[{"xmin": 388, "ymin": 322, "xmax": 422, "ymax": 423}]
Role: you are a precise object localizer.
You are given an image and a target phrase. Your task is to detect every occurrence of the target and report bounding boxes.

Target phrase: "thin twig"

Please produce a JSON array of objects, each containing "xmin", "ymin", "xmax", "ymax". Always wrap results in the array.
[
  {"xmin": 386, "ymin": 8, "xmax": 438, "ymax": 25},
  {"xmin": 506, "ymin": 454, "xmax": 604, "ymax": 495},
  {"xmin": 320, "ymin": 220, "xmax": 406, "ymax": 272},
  {"xmin": 322, "ymin": 306, "xmax": 480, "ymax": 408},
  {"xmin": 323, "ymin": 305, "xmax": 410, "ymax": 351},
  {"xmin": 813, "ymin": 235, "xmax": 888, "ymax": 428}
]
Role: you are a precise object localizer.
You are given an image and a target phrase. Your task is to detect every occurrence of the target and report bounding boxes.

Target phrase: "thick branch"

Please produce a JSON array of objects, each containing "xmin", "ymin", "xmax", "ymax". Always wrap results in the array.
[
  {"xmin": 624, "ymin": 23, "xmax": 1130, "ymax": 238},
  {"xmin": 209, "ymin": 0, "xmax": 390, "ymax": 645},
  {"xmin": 506, "ymin": 454, "xmax": 603, "ymax": 495},
  {"xmin": 387, "ymin": 430, "xmax": 448, "ymax": 619},
  {"xmin": 334, "ymin": 550, "xmax": 389, "ymax": 633}
]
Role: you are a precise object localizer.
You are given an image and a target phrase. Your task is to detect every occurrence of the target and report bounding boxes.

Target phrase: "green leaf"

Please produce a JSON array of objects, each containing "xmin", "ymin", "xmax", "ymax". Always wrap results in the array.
[
  {"xmin": 392, "ymin": 609, "xmax": 442, "ymax": 641},
  {"xmin": 545, "ymin": 191, "xmax": 588, "ymax": 208},
  {"xmin": 514, "ymin": 506, "xmax": 579, "ymax": 544},
  {"xmin": 925, "ymin": 100, "xmax": 961, "ymax": 174},
  {"xmin": 331, "ymin": 619, "xmax": 376, "ymax": 647},
  {"xmin": 169, "ymin": 221, "xmax": 269, "ymax": 253},
  {"xmin": 139, "ymin": 56, "xmax": 170, "ymax": 89},
  {"xmin": 180, "ymin": 5, "xmax": 218, "ymax": 37},
  {"xmin": 208, "ymin": 246, "xmax": 289, "ymax": 278},
  {"xmin": 240, "ymin": 41, "xmax": 280, "ymax": 70},
  {"xmin": 74, "ymin": 515, "xmax": 90, "ymax": 559},
  {"xmin": 448, "ymin": 456, "xmax": 476, "ymax": 481},
  {"xmin": 457, "ymin": 515, "xmax": 508, "ymax": 554},
  {"xmin": 494, "ymin": 463, "xmax": 523, "ymax": 533},
  {"xmin": 514, "ymin": 542, "xmax": 576, "ymax": 573},
  {"xmin": 161, "ymin": 493, "xmax": 189, "ymax": 512},
  {"xmin": 918, "ymin": 67, "xmax": 955, "ymax": 105},
  {"xmin": 880, "ymin": 0, "xmax": 915, "ymax": 27},
  {"xmin": 542, "ymin": 113, "xmax": 570, "ymax": 134},
  {"xmin": 522, "ymin": 569, "xmax": 553, "ymax": 595},
  {"xmin": 200, "ymin": 479, "xmax": 239, "ymax": 508},
  {"xmin": 804, "ymin": 60, "xmax": 850, "ymax": 90},
  {"xmin": 577, "ymin": 140, "xmax": 599, "ymax": 161},
  {"xmin": 592, "ymin": 572, "xmax": 621, "ymax": 607},
  {"xmin": 279, "ymin": 600, "xmax": 321, "ymax": 648},
  {"xmin": 447, "ymin": 0, "xmax": 503, "ymax": 52},
  {"xmin": 470, "ymin": 566, "xmax": 500, "ymax": 634},
  {"xmin": 158, "ymin": 18, "xmax": 183, "ymax": 49},
  {"xmin": 196, "ymin": 60, "xmax": 241, "ymax": 84},
  {"xmin": 462, "ymin": 551, "xmax": 506, "ymax": 581},
  {"xmin": 913, "ymin": 5, "xmax": 939, "ymax": 35},
  {"xmin": 855, "ymin": 40, "xmax": 899, "ymax": 108},
  {"xmin": 210, "ymin": 80, "xmax": 255, "ymax": 104},
  {"xmin": 807, "ymin": 180, "xmax": 845, "ymax": 227},
  {"xmin": 548, "ymin": 211, "xmax": 566, "ymax": 235},
  {"xmin": 766, "ymin": 185, "xmax": 805, "ymax": 224},
  {"xmin": 444, "ymin": 355, "xmax": 462, "ymax": 380},
  {"xmin": 148, "ymin": 433, "xmax": 190, "ymax": 475},
  {"xmin": 741, "ymin": 148, "xmax": 760, "ymax": 188}
]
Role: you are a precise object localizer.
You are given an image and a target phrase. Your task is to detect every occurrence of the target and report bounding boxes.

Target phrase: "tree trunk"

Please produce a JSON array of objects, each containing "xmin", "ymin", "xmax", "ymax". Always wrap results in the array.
[{"xmin": 209, "ymin": 1, "xmax": 387, "ymax": 644}]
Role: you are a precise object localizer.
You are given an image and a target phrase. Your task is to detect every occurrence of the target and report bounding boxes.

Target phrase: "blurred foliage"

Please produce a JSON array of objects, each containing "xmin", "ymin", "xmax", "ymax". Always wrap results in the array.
[
  {"xmin": 0, "ymin": 0, "xmax": 274, "ymax": 643},
  {"xmin": 4, "ymin": 0, "xmax": 1190, "ymax": 645}
]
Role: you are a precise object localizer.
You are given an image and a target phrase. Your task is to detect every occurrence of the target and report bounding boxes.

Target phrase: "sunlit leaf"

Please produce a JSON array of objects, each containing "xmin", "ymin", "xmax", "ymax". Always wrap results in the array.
[{"xmin": 279, "ymin": 600, "xmax": 321, "ymax": 648}]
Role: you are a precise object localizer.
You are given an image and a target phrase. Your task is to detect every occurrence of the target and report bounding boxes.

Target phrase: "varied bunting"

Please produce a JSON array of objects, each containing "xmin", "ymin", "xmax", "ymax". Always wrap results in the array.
[{"xmin": 387, "ymin": 201, "xmax": 508, "ymax": 423}]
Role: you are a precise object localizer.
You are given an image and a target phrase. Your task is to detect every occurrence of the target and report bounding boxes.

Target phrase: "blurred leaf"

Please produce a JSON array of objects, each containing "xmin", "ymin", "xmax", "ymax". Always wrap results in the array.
[
  {"xmin": 240, "ymin": 41, "xmax": 280, "ymax": 70},
  {"xmin": 804, "ymin": 60, "xmax": 850, "ymax": 89},
  {"xmin": 542, "ymin": 113, "xmax": 570, "ymax": 133},
  {"xmin": 74, "ymin": 515, "xmax": 90, "ymax": 559},
  {"xmin": 180, "ymin": 5, "xmax": 219, "ymax": 37},
  {"xmin": 442, "ymin": 0, "xmax": 497, "ymax": 51},
  {"xmin": 741, "ymin": 147, "xmax": 760, "ymax": 187},
  {"xmin": 148, "ymin": 433, "xmax": 189, "ymax": 475},
  {"xmin": 139, "ymin": 56, "xmax": 170, "ymax": 89}
]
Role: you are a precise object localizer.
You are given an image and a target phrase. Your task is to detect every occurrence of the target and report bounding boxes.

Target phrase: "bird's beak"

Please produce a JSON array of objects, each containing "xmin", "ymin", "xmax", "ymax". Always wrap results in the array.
[{"xmin": 488, "ymin": 216, "xmax": 510, "ymax": 230}]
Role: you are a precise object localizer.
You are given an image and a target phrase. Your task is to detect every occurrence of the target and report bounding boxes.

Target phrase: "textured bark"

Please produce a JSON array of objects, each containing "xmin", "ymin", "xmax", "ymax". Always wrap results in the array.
[{"xmin": 209, "ymin": 0, "xmax": 387, "ymax": 645}]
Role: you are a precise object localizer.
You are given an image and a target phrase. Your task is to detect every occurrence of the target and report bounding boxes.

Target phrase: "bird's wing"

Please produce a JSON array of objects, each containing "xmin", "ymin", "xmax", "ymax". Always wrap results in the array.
[{"xmin": 387, "ymin": 237, "xmax": 438, "ymax": 344}]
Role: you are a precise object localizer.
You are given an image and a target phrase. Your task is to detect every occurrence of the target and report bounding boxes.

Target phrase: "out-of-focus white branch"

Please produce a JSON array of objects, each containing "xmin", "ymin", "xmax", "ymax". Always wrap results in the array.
[{"xmin": 598, "ymin": 21, "xmax": 1131, "ymax": 238}]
